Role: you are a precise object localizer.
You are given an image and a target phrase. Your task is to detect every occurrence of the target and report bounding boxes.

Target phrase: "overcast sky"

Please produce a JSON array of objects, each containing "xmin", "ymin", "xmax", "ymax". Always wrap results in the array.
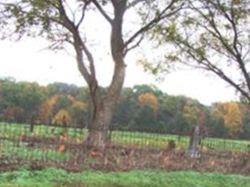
[{"xmin": 0, "ymin": 37, "xmax": 238, "ymax": 106}]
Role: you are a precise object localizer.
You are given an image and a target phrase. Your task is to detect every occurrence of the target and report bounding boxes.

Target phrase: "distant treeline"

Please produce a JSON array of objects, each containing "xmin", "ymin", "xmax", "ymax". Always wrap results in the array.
[{"xmin": 0, "ymin": 78, "xmax": 249, "ymax": 139}]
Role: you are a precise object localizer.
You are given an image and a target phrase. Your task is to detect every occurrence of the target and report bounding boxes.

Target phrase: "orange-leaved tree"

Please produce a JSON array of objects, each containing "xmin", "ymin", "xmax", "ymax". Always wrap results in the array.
[
  {"xmin": 39, "ymin": 95, "xmax": 60, "ymax": 124},
  {"xmin": 52, "ymin": 109, "xmax": 72, "ymax": 126},
  {"xmin": 212, "ymin": 102, "xmax": 243, "ymax": 137},
  {"xmin": 138, "ymin": 92, "xmax": 159, "ymax": 113}
]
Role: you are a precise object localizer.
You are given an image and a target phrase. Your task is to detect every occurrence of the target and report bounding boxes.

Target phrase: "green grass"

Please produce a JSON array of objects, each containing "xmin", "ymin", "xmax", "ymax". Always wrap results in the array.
[
  {"xmin": 0, "ymin": 140, "xmax": 70, "ymax": 162},
  {"xmin": 0, "ymin": 168, "xmax": 250, "ymax": 187}
]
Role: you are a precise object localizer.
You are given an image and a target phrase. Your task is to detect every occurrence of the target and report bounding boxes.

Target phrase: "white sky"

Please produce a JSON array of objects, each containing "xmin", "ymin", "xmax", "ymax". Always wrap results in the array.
[{"xmin": 0, "ymin": 38, "xmax": 238, "ymax": 106}]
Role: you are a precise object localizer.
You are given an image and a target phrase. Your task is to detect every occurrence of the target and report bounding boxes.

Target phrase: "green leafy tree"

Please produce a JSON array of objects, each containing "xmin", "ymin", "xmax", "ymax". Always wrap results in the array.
[
  {"xmin": 47, "ymin": 82, "xmax": 80, "ymax": 97},
  {"xmin": 0, "ymin": 79, "xmax": 46, "ymax": 123},
  {"xmin": 112, "ymin": 88, "xmax": 137, "ymax": 130},
  {"xmin": 161, "ymin": 96, "xmax": 188, "ymax": 135},
  {"xmin": 240, "ymin": 104, "xmax": 250, "ymax": 139},
  {"xmin": 69, "ymin": 100, "xmax": 88, "ymax": 127}
]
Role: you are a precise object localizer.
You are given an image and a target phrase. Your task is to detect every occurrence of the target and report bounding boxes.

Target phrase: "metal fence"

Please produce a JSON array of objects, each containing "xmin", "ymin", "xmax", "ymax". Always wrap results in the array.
[{"xmin": 0, "ymin": 122, "xmax": 250, "ymax": 172}]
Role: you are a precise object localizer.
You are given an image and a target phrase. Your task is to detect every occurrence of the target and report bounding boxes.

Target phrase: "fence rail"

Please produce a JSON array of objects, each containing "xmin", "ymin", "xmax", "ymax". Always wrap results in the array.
[{"xmin": 0, "ymin": 122, "xmax": 250, "ymax": 171}]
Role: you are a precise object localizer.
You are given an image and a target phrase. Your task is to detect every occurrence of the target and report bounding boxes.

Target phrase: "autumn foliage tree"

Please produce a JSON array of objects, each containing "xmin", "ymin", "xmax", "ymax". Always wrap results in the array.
[
  {"xmin": 38, "ymin": 94, "xmax": 87, "ymax": 126},
  {"xmin": 182, "ymin": 100, "xmax": 201, "ymax": 127},
  {"xmin": 52, "ymin": 109, "xmax": 72, "ymax": 126},
  {"xmin": 39, "ymin": 95, "xmax": 59, "ymax": 124},
  {"xmin": 1, "ymin": 79, "xmax": 250, "ymax": 139},
  {"xmin": 138, "ymin": 92, "xmax": 159, "ymax": 113},
  {"xmin": 212, "ymin": 102, "xmax": 243, "ymax": 136}
]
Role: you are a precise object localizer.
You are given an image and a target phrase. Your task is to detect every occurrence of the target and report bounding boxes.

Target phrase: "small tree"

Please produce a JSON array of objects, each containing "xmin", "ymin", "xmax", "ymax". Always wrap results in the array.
[{"xmin": 52, "ymin": 109, "xmax": 72, "ymax": 125}]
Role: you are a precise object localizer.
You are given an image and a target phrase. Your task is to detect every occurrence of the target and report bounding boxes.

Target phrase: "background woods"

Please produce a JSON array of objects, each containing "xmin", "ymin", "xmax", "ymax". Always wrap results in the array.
[{"xmin": 0, "ymin": 78, "xmax": 249, "ymax": 140}]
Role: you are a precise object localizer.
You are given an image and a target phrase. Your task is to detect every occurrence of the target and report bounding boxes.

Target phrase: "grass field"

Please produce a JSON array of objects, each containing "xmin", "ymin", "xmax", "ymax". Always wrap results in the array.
[
  {"xmin": 0, "ymin": 168, "xmax": 250, "ymax": 187},
  {"xmin": 0, "ymin": 122, "xmax": 249, "ymax": 152}
]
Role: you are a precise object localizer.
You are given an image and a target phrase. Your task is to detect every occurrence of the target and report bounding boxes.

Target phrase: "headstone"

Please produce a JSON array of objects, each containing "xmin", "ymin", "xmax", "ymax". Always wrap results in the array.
[{"xmin": 188, "ymin": 125, "xmax": 201, "ymax": 158}]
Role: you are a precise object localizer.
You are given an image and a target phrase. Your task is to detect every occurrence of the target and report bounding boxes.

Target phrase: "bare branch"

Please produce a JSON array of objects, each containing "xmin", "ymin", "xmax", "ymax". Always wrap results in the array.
[
  {"xmin": 207, "ymin": 1, "xmax": 250, "ymax": 93},
  {"xmin": 177, "ymin": 41, "xmax": 250, "ymax": 100},
  {"xmin": 92, "ymin": 0, "xmax": 113, "ymax": 24},
  {"xmin": 189, "ymin": 2, "xmax": 236, "ymax": 57},
  {"xmin": 124, "ymin": 33, "xmax": 144, "ymax": 55},
  {"xmin": 76, "ymin": 0, "xmax": 91, "ymax": 28},
  {"xmin": 58, "ymin": 0, "xmax": 98, "ymax": 86},
  {"xmin": 125, "ymin": 0, "xmax": 182, "ymax": 49}
]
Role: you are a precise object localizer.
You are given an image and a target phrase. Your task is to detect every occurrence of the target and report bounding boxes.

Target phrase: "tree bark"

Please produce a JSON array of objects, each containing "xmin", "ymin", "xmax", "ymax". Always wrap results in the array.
[
  {"xmin": 85, "ymin": 101, "xmax": 113, "ymax": 149},
  {"xmin": 85, "ymin": 63, "xmax": 126, "ymax": 150}
]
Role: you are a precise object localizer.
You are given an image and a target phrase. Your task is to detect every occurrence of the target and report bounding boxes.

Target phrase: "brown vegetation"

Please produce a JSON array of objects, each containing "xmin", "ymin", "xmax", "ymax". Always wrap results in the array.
[{"xmin": 1, "ymin": 136, "xmax": 250, "ymax": 175}]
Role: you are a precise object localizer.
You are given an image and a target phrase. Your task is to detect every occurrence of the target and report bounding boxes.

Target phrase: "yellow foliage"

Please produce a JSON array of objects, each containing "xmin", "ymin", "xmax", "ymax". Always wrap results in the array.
[
  {"xmin": 39, "ymin": 95, "xmax": 59, "ymax": 122},
  {"xmin": 138, "ymin": 92, "xmax": 159, "ymax": 112},
  {"xmin": 39, "ymin": 94, "xmax": 84, "ymax": 123},
  {"xmin": 71, "ymin": 100, "xmax": 87, "ymax": 110},
  {"xmin": 212, "ymin": 102, "xmax": 243, "ymax": 135},
  {"xmin": 182, "ymin": 101, "xmax": 201, "ymax": 125},
  {"xmin": 52, "ymin": 109, "xmax": 72, "ymax": 125}
]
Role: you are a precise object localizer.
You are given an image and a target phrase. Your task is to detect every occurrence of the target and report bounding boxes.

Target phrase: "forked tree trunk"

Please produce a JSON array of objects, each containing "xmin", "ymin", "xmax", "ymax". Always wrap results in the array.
[
  {"xmin": 85, "ymin": 63, "xmax": 126, "ymax": 150},
  {"xmin": 81, "ymin": 0, "xmax": 127, "ymax": 150}
]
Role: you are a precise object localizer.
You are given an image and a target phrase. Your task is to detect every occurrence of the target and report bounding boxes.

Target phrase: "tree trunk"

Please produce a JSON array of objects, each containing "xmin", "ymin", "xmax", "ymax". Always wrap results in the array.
[
  {"xmin": 85, "ymin": 100, "xmax": 114, "ymax": 149},
  {"xmin": 85, "ymin": 63, "xmax": 126, "ymax": 150}
]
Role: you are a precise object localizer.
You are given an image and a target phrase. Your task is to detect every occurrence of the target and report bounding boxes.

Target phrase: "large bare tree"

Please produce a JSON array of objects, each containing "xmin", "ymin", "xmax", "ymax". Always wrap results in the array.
[{"xmin": 0, "ymin": 0, "xmax": 183, "ymax": 149}]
